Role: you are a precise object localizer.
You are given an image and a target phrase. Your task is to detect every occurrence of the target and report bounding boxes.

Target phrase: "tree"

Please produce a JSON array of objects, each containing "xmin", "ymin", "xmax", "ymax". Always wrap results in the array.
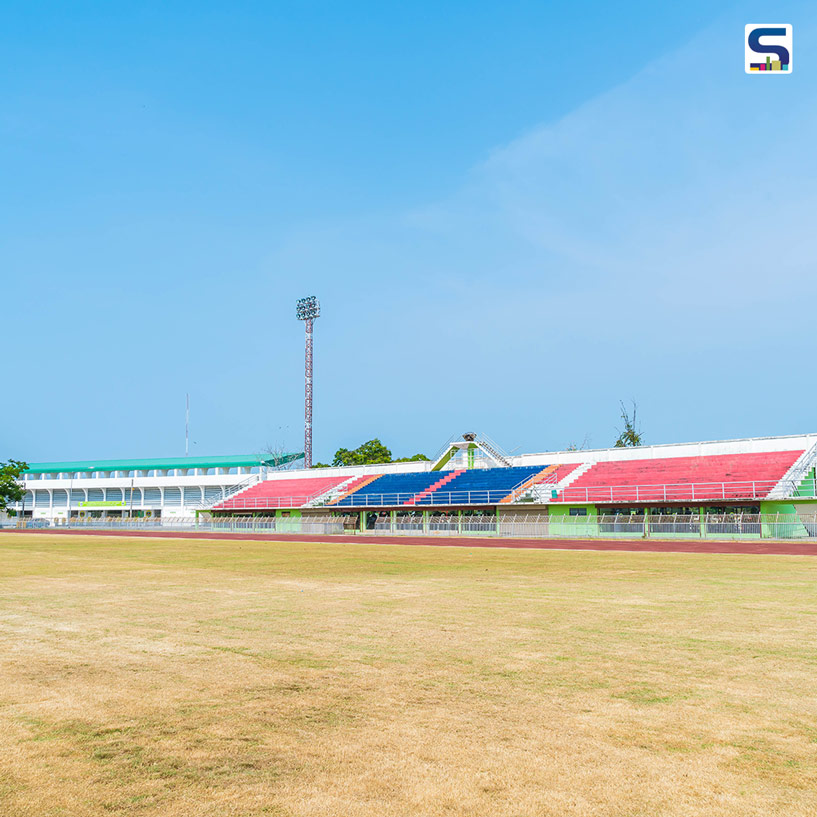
[
  {"xmin": 262, "ymin": 442, "xmax": 294, "ymax": 469},
  {"xmin": 566, "ymin": 434, "xmax": 591, "ymax": 452},
  {"xmin": 329, "ymin": 440, "xmax": 428, "ymax": 468},
  {"xmin": 333, "ymin": 439, "xmax": 392, "ymax": 467},
  {"xmin": 0, "ymin": 460, "xmax": 27, "ymax": 512},
  {"xmin": 614, "ymin": 400, "xmax": 643, "ymax": 448}
]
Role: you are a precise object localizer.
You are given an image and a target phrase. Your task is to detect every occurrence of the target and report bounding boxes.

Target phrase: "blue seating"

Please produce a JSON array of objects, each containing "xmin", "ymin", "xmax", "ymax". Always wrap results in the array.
[
  {"xmin": 419, "ymin": 466, "xmax": 543, "ymax": 505},
  {"xmin": 335, "ymin": 472, "xmax": 443, "ymax": 506},
  {"xmin": 336, "ymin": 466, "xmax": 545, "ymax": 507}
]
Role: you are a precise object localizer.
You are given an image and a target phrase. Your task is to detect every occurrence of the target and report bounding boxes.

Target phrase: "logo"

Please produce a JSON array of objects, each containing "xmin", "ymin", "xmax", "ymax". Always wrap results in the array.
[{"xmin": 746, "ymin": 24, "xmax": 792, "ymax": 73}]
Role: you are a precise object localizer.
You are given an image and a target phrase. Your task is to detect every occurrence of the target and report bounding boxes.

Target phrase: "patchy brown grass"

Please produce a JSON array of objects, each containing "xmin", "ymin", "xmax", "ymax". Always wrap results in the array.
[{"xmin": 0, "ymin": 532, "xmax": 815, "ymax": 816}]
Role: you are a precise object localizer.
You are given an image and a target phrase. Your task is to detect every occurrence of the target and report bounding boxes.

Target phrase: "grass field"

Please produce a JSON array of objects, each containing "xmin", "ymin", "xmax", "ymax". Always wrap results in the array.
[{"xmin": 0, "ymin": 533, "xmax": 815, "ymax": 816}]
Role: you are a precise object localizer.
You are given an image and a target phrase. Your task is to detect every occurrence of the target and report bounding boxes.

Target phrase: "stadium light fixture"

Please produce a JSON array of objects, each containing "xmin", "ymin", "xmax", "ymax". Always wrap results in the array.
[
  {"xmin": 296, "ymin": 296, "xmax": 320, "ymax": 321},
  {"xmin": 296, "ymin": 296, "xmax": 320, "ymax": 468}
]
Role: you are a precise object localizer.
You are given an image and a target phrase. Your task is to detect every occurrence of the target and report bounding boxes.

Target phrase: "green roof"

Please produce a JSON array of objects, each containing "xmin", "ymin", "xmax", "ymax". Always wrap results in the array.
[{"xmin": 24, "ymin": 453, "xmax": 303, "ymax": 474}]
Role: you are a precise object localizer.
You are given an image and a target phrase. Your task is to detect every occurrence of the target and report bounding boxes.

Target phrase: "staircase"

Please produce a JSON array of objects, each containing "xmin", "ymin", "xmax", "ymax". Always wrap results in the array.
[
  {"xmin": 404, "ymin": 470, "xmax": 464, "ymax": 506},
  {"xmin": 529, "ymin": 462, "xmax": 594, "ymax": 503},
  {"xmin": 793, "ymin": 467, "xmax": 817, "ymax": 498},
  {"xmin": 327, "ymin": 474, "xmax": 381, "ymax": 506},
  {"xmin": 501, "ymin": 464, "xmax": 559, "ymax": 504},
  {"xmin": 196, "ymin": 473, "xmax": 262, "ymax": 510},
  {"xmin": 479, "ymin": 438, "xmax": 512, "ymax": 468},
  {"xmin": 768, "ymin": 442, "xmax": 817, "ymax": 499},
  {"xmin": 304, "ymin": 474, "xmax": 365, "ymax": 507}
]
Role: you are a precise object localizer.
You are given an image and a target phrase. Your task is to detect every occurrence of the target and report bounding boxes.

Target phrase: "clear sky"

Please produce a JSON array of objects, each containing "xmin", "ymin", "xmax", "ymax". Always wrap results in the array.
[{"xmin": 2, "ymin": 1, "xmax": 815, "ymax": 463}]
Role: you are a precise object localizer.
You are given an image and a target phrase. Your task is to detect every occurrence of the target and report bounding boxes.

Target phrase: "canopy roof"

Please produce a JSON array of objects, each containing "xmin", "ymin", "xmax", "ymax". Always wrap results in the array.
[{"xmin": 24, "ymin": 453, "xmax": 303, "ymax": 474}]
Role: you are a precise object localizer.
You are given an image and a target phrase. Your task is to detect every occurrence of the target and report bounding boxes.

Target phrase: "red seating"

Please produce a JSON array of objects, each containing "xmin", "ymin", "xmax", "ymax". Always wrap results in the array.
[
  {"xmin": 559, "ymin": 451, "xmax": 803, "ymax": 503},
  {"xmin": 215, "ymin": 475, "xmax": 349, "ymax": 510}
]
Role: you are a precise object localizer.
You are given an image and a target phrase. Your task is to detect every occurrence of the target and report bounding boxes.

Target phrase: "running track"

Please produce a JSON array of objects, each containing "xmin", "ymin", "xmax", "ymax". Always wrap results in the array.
[{"xmin": 5, "ymin": 528, "xmax": 817, "ymax": 555}]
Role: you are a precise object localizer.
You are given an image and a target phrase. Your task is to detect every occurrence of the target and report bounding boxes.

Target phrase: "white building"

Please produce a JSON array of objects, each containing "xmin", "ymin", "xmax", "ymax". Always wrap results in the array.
[{"xmin": 14, "ymin": 453, "xmax": 302, "ymax": 523}]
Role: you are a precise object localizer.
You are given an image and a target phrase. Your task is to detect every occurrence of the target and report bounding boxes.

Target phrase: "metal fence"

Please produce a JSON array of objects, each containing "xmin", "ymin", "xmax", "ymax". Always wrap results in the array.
[
  {"xmin": 15, "ymin": 512, "xmax": 817, "ymax": 541},
  {"xmin": 371, "ymin": 513, "xmax": 817, "ymax": 540},
  {"xmin": 14, "ymin": 515, "xmax": 345, "ymax": 536}
]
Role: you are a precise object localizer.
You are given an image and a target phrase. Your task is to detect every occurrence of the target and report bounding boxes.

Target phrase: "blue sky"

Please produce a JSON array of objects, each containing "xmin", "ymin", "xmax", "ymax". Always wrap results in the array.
[{"xmin": 2, "ymin": 1, "xmax": 815, "ymax": 463}]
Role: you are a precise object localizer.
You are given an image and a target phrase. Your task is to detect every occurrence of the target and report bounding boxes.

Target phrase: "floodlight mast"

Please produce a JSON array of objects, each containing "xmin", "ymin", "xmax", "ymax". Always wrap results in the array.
[{"xmin": 296, "ymin": 296, "xmax": 320, "ymax": 468}]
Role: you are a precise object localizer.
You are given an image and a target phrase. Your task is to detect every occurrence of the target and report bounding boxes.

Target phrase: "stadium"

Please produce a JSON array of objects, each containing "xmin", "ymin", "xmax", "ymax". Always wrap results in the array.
[
  {"xmin": 4, "ymin": 8, "xmax": 817, "ymax": 817},
  {"xmin": 11, "ymin": 430, "xmax": 817, "ymax": 542}
]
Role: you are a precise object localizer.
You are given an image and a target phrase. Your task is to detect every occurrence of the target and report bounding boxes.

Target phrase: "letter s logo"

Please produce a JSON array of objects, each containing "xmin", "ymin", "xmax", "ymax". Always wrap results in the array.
[{"xmin": 746, "ymin": 24, "xmax": 792, "ymax": 73}]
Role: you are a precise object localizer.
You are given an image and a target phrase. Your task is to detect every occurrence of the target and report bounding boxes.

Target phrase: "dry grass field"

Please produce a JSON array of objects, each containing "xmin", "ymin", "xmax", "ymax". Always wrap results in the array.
[{"xmin": 0, "ymin": 532, "xmax": 815, "ymax": 817}]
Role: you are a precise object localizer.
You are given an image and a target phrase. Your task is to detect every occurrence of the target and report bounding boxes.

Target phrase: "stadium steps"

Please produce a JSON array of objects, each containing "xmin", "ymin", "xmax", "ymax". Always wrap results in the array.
[
  {"xmin": 555, "ymin": 462, "xmax": 593, "ymax": 489},
  {"xmin": 327, "ymin": 474, "xmax": 382, "ymax": 506},
  {"xmin": 768, "ymin": 441, "xmax": 817, "ymax": 499},
  {"xmin": 480, "ymin": 439, "xmax": 512, "ymax": 468},
  {"xmin": 404, "ymin": 470, "xmax": 464, "ymax": 506},
  {"xmin": 304, "ymin": 474, "xmax": 369, "ymax": 506},
  {"xmin": 793, "ymin": 467, "xmax": 817, "ymax": 497},
  {"xmin": 196, "ymin": 473, "xmax": 262, "ymax": 510},
  {"xmin": 513, "ymin": 463, "xmax": 587, "ymax": 503},
  {"xmin": 501, "ymin": 464, "xmax": 559, "ymax": 503}
]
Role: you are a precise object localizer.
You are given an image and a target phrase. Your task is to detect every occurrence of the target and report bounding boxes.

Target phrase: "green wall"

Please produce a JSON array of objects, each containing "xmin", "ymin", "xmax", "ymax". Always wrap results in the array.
[
  {"xmin": 548, "ymin": 504, "xmax": 598, "ymax": 537},
  {"xmin": 274, "ymin": 508, "xmax": 302, "ymax": 532}
]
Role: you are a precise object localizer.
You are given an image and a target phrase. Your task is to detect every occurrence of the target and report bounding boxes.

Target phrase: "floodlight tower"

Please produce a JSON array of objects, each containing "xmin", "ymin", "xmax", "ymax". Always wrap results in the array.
[{"xmin": 296, "ymin": 296, "xmax": 320, "ymax": 468}]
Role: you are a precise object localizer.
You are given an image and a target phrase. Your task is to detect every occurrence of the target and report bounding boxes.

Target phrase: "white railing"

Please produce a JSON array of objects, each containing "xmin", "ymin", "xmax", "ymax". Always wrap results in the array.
[
  {"xmin": 478, "ymin": 435, "xmax": 513, "ymax": 468},
  {"xmin": 430, "ymin": 433, "xmax": 463, "ymax": 464},
  {"xmin": 506, "ymin": 468, "xmax": 562, "ymax": 503},
  {"xmin": 769, "ymin": 442, "xmax": 817, "ymax": 499},
  {"xmin": 214, "ymin": 493, "xmax": 332, "ymax": 510},
  {"xmin": 194, "ymin": 473, "xmax": 262, "ymax": 510},
  {"xmin": 555, "ymin": 477, "xmax": 816, "ymax": 504},
  {"xmin": 303, "ymin": 475, "xmax": 360, "ymax": 506}
]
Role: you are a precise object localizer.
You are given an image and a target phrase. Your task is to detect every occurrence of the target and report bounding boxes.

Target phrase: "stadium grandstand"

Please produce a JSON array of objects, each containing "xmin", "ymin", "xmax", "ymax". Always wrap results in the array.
[{"xmin": 10, "ymin": 432, "xmax": 817, "ymax": 539}]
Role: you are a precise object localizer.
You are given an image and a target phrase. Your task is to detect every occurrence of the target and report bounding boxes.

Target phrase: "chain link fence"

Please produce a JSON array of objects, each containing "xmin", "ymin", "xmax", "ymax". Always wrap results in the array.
[
  {"xmin": 13, "ymin": 515, "xmax": 344, "ymax": 536},
  {"xmin": 13, "ymin": 512, "xmax": 817, "ymax": 541}
]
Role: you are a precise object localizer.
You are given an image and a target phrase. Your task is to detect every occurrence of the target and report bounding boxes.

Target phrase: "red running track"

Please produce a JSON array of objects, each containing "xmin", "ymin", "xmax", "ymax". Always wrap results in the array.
[{"xmin": 5, "ymin": 528, "xmax": 817, "ymax": 556}]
